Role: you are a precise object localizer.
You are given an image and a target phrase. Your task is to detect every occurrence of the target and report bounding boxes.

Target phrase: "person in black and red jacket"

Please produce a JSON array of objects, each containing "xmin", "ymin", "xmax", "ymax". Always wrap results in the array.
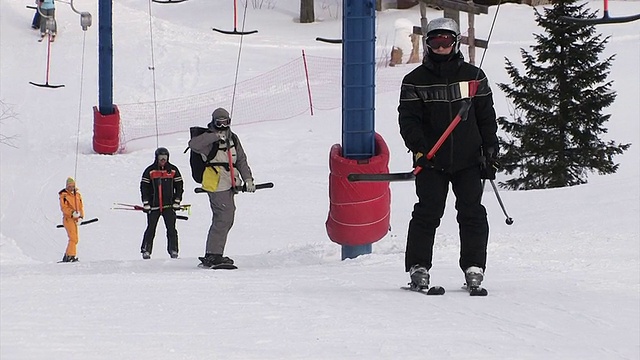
[
  {"xmin": 140, "ymin": 147, "xmax": 184, "ymax": 260},
  {"xmin": 398, "ymin": 18, "xmax": 499, "ymax": 291}
]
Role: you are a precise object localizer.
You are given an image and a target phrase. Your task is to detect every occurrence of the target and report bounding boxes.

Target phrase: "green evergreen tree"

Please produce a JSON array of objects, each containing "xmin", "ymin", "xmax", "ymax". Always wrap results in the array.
[{"xmin": 497, "ymin": 0, "xmax": 630, "ymax": 190}]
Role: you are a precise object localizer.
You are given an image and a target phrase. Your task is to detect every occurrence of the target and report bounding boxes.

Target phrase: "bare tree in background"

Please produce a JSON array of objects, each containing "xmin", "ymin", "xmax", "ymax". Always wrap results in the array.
[
  {"xmin": 300, "ymin": 0, "xmax": 315, "ymax": 23},
  {"xmin": 0, "ymin": 100, "xmax": 18, "ymax": 148}
]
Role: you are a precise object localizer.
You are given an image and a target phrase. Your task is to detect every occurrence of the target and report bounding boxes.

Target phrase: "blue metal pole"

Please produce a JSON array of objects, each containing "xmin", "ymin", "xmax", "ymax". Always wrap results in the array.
[
  {"xmin": 98, "ymin": 0, "xmax": 114, "ymax": 115},
  {"xmin": 342, "ymin": 244, "xmax": 373, "ymax": 261},
  {"xmin": 341, "ymin": 0, "xmax": 376, "ymax": 259},
  {"xmin": 342, "ymin": 0, "xmax": 375, "ymax": 159}
]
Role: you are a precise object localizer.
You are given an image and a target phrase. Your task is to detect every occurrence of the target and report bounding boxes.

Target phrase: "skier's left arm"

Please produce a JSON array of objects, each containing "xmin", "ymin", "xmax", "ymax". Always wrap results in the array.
[
  {"xmin": 473, "ymin": 73, "xmax": 499, "ymax": 152},
  {"xmin": 78, "ymin": 192, "xmax": 85, "ymax": 219},
  {"xmin": 173, "ymin": 166, "xmax": 184, "ymax": 203},
  {"xmin": 233, "ymin": 134, "xmax": 253, "ymax": 182}
]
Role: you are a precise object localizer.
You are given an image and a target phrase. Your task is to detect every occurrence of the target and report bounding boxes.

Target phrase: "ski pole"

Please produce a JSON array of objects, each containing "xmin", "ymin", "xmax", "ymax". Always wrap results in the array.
[
  {"xmin": 113, "ymin": 203, "xmax": 191, "ymax": 211},
  {"xmin": 489, "ymin": 179, "xmax": 514, "ymax": 225},
  {"xmin": 111, "ymin": 204, "xmax": 190, "ymax": 219}
]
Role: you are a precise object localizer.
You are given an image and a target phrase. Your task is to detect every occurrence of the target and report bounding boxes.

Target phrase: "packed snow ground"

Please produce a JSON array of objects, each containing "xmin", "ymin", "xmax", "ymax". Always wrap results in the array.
[{"xmin": 1, "ymin": 0, "xmax": 639, "ymax": 359}]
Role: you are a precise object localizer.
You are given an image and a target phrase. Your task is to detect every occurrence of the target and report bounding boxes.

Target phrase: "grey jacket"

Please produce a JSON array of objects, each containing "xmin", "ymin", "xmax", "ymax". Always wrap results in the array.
[{"xmin": 188, "ymin": 129, "xmax": 252, "ymax": 192}]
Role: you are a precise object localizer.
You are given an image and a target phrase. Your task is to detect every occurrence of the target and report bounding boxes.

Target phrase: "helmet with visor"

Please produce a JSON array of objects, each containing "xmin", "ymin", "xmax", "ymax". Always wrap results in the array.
[{"xmin": 424, "ymin": 18, "xmax": 461, "ymax": 54}]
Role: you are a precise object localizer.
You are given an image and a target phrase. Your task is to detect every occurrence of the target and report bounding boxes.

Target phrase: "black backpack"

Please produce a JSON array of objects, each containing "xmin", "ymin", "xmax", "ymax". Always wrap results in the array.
[{"xmin": 187, "ymin": 127, "xmax": 211, "ymax": 184}]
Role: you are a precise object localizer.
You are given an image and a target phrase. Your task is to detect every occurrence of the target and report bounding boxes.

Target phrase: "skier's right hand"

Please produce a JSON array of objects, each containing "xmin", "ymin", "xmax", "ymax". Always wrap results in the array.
[
  {"xmin": 413, "ymin": 152, "xmax": 435, "ymax": 170},
  {"xmin": 72, "ymin": 211, "xmax": 81, "ymax": 219},
  {"xmin": 143, "ymin": 204, "xmax": 151, "ymax": 213},
  {"xmin": 244, "ymin": 178, "xmax": 256, "ymax": 193}
]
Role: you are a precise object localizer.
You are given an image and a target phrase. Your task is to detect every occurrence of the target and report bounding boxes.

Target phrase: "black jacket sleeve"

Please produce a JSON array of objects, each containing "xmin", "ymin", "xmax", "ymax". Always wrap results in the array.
[
  {"xmin": 140, "ymin": 166, "xmax": 153, "ymax": 204},
  {"xmin": 398, "ymin": 80, "xmax": 429, "ymax": 153},
  {"xmin": 172, "ymin": 165, "xmax": 184, "ymax": 201}
]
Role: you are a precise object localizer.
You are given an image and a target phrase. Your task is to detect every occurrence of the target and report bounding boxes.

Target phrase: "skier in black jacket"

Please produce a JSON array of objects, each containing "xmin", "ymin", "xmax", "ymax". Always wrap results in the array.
[
  {"xmin": 140, "ymin": 147, "xmax": 184, "ymax": 259},
  {"xmin": 398, "ymin": 18, "xmax": 499, "ymax": 291}
]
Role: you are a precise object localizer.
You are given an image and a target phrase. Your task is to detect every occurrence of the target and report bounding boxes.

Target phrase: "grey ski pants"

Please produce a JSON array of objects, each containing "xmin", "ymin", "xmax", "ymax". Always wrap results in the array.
[
  {"xmin": 205, "ymin": 189, "xmax": 236, "ymax": 255},
  {"xmin": 39, "ymin": 9, "xmax": 57, "ymax": 35}
]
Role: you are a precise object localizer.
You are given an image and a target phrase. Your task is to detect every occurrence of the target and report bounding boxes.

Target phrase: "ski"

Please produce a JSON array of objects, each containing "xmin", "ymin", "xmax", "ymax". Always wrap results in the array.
[
  {"xmin": 463, "ymin": 284, "xmax": 488, "ymax": 296},
  {"xmin": 347, "ymin": 172, "xmax": 415, "ymax": 183},
  {"xmin": 112, "ymin": 203, "xmax": 189, "ymax": 220},
  {"xmin": 401, "ymin": 284, "xmax": 446, "ymax": 295},
  {"xmin": 113, "ymin": 203, "xmax": 191, "ymax": 211}
]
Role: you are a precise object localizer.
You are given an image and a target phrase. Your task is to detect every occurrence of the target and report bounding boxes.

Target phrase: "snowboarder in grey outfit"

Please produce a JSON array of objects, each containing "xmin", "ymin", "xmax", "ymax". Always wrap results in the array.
[{"xmin": 188, "ymin": 108, "xmax": 256, "ymax": 267}]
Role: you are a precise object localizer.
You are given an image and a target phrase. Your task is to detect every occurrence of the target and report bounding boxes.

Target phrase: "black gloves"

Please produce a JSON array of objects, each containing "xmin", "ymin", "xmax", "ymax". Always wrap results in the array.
[
  {"xmin": 480, "ymin": 147, "xmax": 500, "ymax": 180},
  {"xmin": 413, "ymin": 152, "xmax": 435, "ymax": 169}
]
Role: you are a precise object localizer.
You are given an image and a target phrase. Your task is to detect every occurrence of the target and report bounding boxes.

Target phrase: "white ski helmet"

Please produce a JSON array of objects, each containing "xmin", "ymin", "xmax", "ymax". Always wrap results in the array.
[{"xmin": 425, "ymin": 18, "xmax": 461, "ymax": 54}]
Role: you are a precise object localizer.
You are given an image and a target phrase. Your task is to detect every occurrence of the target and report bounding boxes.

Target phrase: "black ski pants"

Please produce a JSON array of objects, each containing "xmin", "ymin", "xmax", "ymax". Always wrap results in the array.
[
  {"xmin": 141, "ymin": 209, "xmax": 179, "ymax": 255},
  {"xmin": 405, "ymin": 165, "xmax": 489, "ymax": 273}
]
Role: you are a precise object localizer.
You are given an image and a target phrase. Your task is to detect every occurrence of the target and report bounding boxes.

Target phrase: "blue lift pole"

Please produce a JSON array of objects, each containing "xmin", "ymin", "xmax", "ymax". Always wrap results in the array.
[
  {"xmin": 341, "ymin": 0, "xmax": 376, "ymax": 259},
  {"xmin": 93, "ymin": 0, "xmax": 119, "ymax": 155},
  {"xmin": 98, "ymin": 0, "xmax": 114, "ymax": 115}
]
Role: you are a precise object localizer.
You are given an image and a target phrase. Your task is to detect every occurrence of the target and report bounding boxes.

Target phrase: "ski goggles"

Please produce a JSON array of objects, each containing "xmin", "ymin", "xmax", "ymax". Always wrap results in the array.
[
  {"xmin": 157, "ymin": 155, "xmax": 168, "ymax": 162},
  {"xmin": 214, "ymin": 116, "xmax": 231, "ymax": 128},
  {"xmin": 426, "ymin": 34, "xmax": 456, "ymax": 49}
]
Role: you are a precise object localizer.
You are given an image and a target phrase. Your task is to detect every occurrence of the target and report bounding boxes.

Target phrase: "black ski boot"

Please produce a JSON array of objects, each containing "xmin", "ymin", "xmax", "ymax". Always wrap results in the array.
[
  {"xmin": 402, "ymin": 265, "xmax": 445, "ymax": 295},
  {"xmin": 464, "ymin": 266, "xmax": 484, "ymax": 288},
  {"xmin": 409, "ymin": 264, "xmax": 429, "ymax": 289},
  {"xmin": 464, "ymin": 266, "xmax": 488, "ymax": 296}
]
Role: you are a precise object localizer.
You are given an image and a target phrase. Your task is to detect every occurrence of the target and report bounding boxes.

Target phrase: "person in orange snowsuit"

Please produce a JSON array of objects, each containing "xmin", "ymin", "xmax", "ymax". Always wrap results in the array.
[{"xmin": 59, "ymin": 177, "xmax": 84, "ymax": 262}]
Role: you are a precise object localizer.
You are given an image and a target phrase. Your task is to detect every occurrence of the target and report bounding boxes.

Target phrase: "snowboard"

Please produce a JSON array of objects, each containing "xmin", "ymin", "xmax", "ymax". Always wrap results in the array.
[
  {"xmin": 197, "ymin": 263, "xmax": 237, "ymax": 270},
  {"xmin": 197, "ymin": 256, "xmax": 237, "ymax": 270}
]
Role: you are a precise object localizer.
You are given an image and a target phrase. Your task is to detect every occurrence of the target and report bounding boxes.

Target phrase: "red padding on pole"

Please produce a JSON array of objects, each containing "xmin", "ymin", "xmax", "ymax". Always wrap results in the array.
[
  {"xmin": 326, "ymin": 133, "xmax": 391, "ymax": 246},
  {"xmin": 93, "ymin": 105, "xmax": 120, "ymax": 154}
]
